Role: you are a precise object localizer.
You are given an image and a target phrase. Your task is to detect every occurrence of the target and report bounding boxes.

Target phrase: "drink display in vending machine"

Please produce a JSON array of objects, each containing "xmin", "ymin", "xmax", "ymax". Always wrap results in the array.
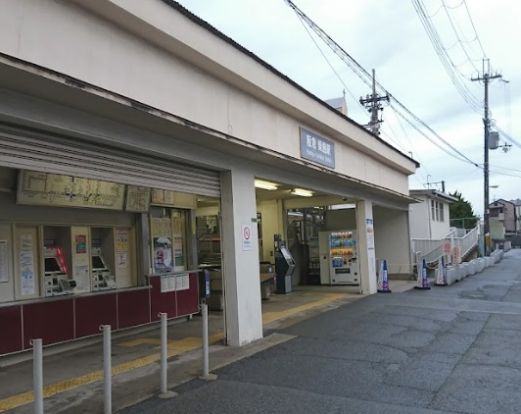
[{"xmin": 319, "ymin": 230, "xmax": 359, "ymax": 285}]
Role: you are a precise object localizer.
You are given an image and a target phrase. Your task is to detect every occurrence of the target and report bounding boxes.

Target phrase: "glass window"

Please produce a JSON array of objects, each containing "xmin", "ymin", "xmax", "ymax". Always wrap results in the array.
[
  {"xmin": 150, "ymin": 207, "xmax": 189, "ymax": 274},
  {"xmin": 196, "ymin": 215, "xmax": 221, "ymax": 267},
  {"xmin": 286, "ymin": 207, "xmax": 326, "ymax": 285}
]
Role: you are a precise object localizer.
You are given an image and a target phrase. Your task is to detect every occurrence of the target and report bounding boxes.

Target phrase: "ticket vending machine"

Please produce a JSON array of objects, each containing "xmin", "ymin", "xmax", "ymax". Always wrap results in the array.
[
  {"xmin": 44, "ymin": 247, "xmax": 76, "ymax": 296},
  {"xmin": 91, "ymin": 247, "xmax": 116, "ymax": 290},
  {"xmin": 274, "ymin": 236, "xmax": 296, "ymax": 294},
  {"xmin": 319, "ymin": 230, "xmax": 359, "ymax": 285}
]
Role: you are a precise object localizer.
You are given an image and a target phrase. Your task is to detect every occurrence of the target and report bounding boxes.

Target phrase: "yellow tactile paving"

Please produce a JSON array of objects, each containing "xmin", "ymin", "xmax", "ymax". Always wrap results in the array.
[
  {"xmin": 0, "ymin": 293, "xmax": 344, "ymax": 412},
  {"xmin": 262, "ymin": 293, "xmax": 348, "ymax": 324},
  {"xmin": 119, "ymin": 337, "xmax": 162, "ymax": 347}
]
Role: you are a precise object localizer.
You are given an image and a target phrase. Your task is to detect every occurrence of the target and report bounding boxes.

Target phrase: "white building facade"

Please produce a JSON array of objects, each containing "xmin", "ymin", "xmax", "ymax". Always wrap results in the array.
[
  {"xmin": 0, "ymin": 0, "xmax": 418, "ymax": 353},
  {"xmin": 409, "ymin": 190, "xmax": 455, "ymax": 240}
]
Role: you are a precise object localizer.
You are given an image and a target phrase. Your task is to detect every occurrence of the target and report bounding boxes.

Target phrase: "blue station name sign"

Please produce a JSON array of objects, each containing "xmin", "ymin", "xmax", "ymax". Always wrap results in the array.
[{"xmin": 299, "ymin": 127, "xmax": 335, "ymax": 169}]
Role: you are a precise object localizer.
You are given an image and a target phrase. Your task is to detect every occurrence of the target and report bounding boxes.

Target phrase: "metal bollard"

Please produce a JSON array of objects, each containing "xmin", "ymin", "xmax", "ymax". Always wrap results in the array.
[
  {"xmin": 158, "ymin": 313, "xmax": 177, "ymax": 399},
  {"xmin": 32, "ymin": 339, "xmax": 44, "ymax": 414},
  {"xmin": 199, "ymin": 303, "xmax": 217, "ymax": 381},
  {"xmin": 101, "ymin": 325, "xmax": 111, "ymax": 414}
]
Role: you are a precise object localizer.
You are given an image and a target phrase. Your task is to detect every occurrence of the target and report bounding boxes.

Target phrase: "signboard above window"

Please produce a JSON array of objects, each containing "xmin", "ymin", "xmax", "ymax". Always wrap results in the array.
[
  {"xmin": 299, "ymin": 127, "xmax": 335, "ymax": 169},
  {"xmin": 17, "ymin": 170, "xmax": 125, "ymax": 210}
]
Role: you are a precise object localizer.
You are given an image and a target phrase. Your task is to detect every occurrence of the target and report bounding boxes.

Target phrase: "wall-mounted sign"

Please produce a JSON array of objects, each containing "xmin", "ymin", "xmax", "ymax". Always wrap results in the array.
[
  {"xmin": 19, "ymin": 233, "xmax": 35, "ymax": 296},
  {"xmin": 17, "ymin": 170, "xmax": 125, "ymax": 210},
  {"xmin": 299, "ymin": 127, "xmax": 335, "ymax": 169},
  {"xmin": 366, "ymin": 218, "xmax": 375, "ymax": 249},
  {"xmin": 151, "ymin": 189, "xmax": 196, "ymax": 209},
  {"xmin": 242, "ymin": 224, "xmax": 253, "ymax": 251},
  {"xmin": 126, "ymin": 186, "xmax": 151, "ymax": 212}
]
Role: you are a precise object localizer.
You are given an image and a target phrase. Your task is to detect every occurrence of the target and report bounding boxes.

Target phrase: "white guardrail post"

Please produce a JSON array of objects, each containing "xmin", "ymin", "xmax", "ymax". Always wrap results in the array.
[
  {"xmin": 101, "ymin": 325, "xmax": 111, "ymax": 414},
  {"xmin": 159, "ymin": 312, "xmax": 177, "ymax": 399},
  {"xmin": 32, "ymin": 338, "xmax": 44, "ymax": 414},
  {"xmin": 199, "ymin": 303, "xmax": 217, "ymax": 381}
]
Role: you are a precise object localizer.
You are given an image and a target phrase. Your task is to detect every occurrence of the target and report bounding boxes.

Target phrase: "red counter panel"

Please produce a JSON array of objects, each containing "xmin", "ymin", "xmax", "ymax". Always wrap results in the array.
[
  {"xmin": 117, "ymin": 289, "xmax": 150, "ymax": 329},
  {"xmin": 0, "ymin": 306, "xmax": 22, "ymax": 355},
  {"xmin": 23, "ymin": 299, "xmax": 74, "ymax": 348},
  {"xmin": 1, "ymin": 275, "xmax": 200, "ymax": 355},
  {"xmin": 75, "ymin": 293, "xmax": 117, "ymax": 337},
  {"xmin": 150, "ymin": 277, "xmax": 177, "ymax": 320},
  {"xmin": 176, "ymin": 273, "xmax": 199, "ymax": 316}
]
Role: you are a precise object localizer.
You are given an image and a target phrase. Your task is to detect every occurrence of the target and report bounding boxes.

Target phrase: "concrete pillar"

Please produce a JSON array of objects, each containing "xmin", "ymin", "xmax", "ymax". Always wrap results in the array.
[
  {"xmin": 356, "ymin": 200, "xmax": 377, "ymax": 294},
  {"xmin": 220, "ymin": 168, "xmax": 263, "ymax": 346}
]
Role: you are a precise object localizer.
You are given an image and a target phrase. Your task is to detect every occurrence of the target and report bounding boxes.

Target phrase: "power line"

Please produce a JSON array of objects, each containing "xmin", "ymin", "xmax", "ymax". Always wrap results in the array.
[
  {"xmin": 412, "ymin": 0, "xmax": 483, "ymax": 112},
  {"xmin": 462, "ymin": 0, "xmax": 487, "ymax": 57},
  {"xmin": 295, "ymin": 14, "xmax": 362, "ymax": 111},
  {"xmin": 440, "ymin": 0, "xmax": 482, "ymax": 69},
  {"xmin": 285, "ymin": 0, "xmax": 481, "ymax": 168},
  {"xmin": 494, "ymin": 125, "xmax": 521, "ymax": 149}
]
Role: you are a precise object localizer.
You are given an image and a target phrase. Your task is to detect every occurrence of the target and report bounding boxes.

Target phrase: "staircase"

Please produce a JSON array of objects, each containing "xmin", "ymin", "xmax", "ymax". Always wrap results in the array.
[{"xmin": 412, "ymin": 226, "xmax": 479, "ymax": 266}]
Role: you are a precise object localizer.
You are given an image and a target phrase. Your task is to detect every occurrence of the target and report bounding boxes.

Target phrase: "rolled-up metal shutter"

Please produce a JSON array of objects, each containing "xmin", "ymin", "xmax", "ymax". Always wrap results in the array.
[{"xmin": 0, "ymin": 124, "xmax": 220, "ymax": 197}]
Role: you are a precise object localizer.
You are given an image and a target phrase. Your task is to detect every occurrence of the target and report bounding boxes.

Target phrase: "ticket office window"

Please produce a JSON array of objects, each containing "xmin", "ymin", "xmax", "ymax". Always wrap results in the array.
[
  {"xmin": 150, "ymin": 207, "xmax": 189, "ymax": 274},
  {"xmin": 41, "ymin": 225, "xmax": 136, "ymax": 297}
]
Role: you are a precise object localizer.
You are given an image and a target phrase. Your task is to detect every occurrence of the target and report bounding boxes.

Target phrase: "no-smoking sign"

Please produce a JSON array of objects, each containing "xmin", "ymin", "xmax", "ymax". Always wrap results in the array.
[{"xmin": 241, "ymin": 224, "xmax": 253, "ymax": 251}]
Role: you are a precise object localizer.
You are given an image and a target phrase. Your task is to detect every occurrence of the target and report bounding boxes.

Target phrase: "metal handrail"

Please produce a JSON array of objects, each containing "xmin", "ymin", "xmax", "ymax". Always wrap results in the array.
[{"xmin": 412, "ymin": 226, "xmax": 479, "ymax": 265}]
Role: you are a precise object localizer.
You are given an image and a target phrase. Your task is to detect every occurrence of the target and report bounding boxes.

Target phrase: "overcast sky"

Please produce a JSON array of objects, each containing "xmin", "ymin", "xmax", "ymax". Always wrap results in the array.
[{"xmin": 177, "ymin": 0, "xmax": 521, "ymax": 215}]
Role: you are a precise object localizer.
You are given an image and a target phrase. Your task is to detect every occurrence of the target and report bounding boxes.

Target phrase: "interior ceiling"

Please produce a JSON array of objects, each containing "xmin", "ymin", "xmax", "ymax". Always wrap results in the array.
[{"xmin": 255, "ymin": 180, "xmax": 356, "ymax": 205}]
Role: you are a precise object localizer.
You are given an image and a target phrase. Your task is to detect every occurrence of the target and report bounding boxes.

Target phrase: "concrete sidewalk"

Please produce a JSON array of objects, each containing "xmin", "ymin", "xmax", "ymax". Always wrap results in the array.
[
  {"xmin": 123, "ymin": 250, "xmax": 521, "ymax": 414},
  {"xmin": 0, "ymin": 284, "xmax": 386, "ymax": 413}
]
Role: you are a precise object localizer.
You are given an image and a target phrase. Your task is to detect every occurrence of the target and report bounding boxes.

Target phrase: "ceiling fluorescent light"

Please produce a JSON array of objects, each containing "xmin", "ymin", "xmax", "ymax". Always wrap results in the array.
[
  {"xmin": 291, "ymin": 188, "xmax": 313, "ymax": 197},
  {"xmin": 255, "ymin": 179, "xmax": 278, "ymax": 191}
]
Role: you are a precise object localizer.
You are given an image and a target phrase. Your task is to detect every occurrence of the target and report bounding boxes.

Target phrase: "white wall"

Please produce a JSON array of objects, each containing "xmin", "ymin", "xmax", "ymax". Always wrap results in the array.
[
  {"xmin": 373, "ymin": 207, "xmax": 411, "ymax": 275},
  {"xmin": 325, "ymin": 209, "xmax": 357, "ymax": 231},
  {"xmin": 409, "ymin": 197, "xmax": 451, "ymax": 240},
  {"xmin": 409, "ymin": 200, "xmax": 430, "ymax": 239},
  {"xmin": 430, "ymin": 202, "xmax": 451, "ymax": 240}
]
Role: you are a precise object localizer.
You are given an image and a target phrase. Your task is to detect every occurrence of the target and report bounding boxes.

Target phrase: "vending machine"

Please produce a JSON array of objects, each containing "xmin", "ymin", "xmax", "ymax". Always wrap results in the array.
[{"xmin": 319, "ymin": 230, "xmax": 359, "ymax": 286}]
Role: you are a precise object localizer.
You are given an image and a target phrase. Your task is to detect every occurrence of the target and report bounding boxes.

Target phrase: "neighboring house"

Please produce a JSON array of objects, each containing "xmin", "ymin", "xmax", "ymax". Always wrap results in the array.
[
  {"xmin": 325, "ymin": 97, "xmax": 348, "ymax": 116},
  {"xmin": 409, "ymin": 189, "xmax": 456, "ymax": 240},
  {"xmin": 510, "ymin": 198, "xmax": 521, "ymax": 232},
  {"xmin": 489, "ymin": 199, "xmax": 517, "ymax": 234},
  {"xmin": 490, "ymin": 219, "xmax": 506, "ymax": 241}
]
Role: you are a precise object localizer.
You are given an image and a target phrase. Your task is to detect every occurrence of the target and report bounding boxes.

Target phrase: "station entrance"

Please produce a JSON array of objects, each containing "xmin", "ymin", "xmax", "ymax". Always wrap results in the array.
[{"xmin": 255, "ymin": 178, "xmax": 363, "ymax": 295}]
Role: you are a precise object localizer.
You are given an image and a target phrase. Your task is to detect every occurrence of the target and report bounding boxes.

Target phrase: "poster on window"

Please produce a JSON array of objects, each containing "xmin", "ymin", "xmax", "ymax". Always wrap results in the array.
[
  {"xmin": 71, "ymin": 226, "xmax": 90, "ymax": 292},
  {"xmin": 114, "ymin": 228, "xmax": 130, "ymax": 269},
  {"xmin": 75, "ymin": 235, "xmax": 87, "ymax": 254},
  {"xmin": 19, "ymin": 234, "xmax": 35, "ymax": 296},
  {"xmin": 0, "ymin": 240, "xmax": 8, "ymax": 283},
  {"xmin": 153, "ymin": 237, "xmax": 173, "ymax": 273}
]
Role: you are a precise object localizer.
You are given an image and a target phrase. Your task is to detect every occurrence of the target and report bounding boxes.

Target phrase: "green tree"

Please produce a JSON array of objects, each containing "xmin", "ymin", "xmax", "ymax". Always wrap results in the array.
[{"xmin": 449, "ymin": 191, "xmax": 478, "ymax": 229}]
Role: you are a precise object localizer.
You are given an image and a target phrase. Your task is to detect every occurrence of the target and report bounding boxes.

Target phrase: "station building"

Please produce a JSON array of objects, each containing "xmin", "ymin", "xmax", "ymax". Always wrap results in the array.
[{"xmin": 0, "ymin": 0, "xmax": 418, "ymax": 355}]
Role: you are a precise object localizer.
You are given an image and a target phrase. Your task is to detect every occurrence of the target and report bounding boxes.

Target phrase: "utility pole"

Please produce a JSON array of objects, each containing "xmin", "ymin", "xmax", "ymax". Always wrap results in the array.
[
  {"xmin": 471, "ymin": 59, "xmax": 502, "ymax": 256},
  {"xmin": 359, "ymin": 69, "xmax": 389, "ymax": 135}
]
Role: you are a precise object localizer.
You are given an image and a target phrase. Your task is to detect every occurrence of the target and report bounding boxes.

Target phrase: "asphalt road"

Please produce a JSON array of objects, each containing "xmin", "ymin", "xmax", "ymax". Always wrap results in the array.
[{"xmin": 123, "ymin": 250, "xmax": 521, "ymax": 414}]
